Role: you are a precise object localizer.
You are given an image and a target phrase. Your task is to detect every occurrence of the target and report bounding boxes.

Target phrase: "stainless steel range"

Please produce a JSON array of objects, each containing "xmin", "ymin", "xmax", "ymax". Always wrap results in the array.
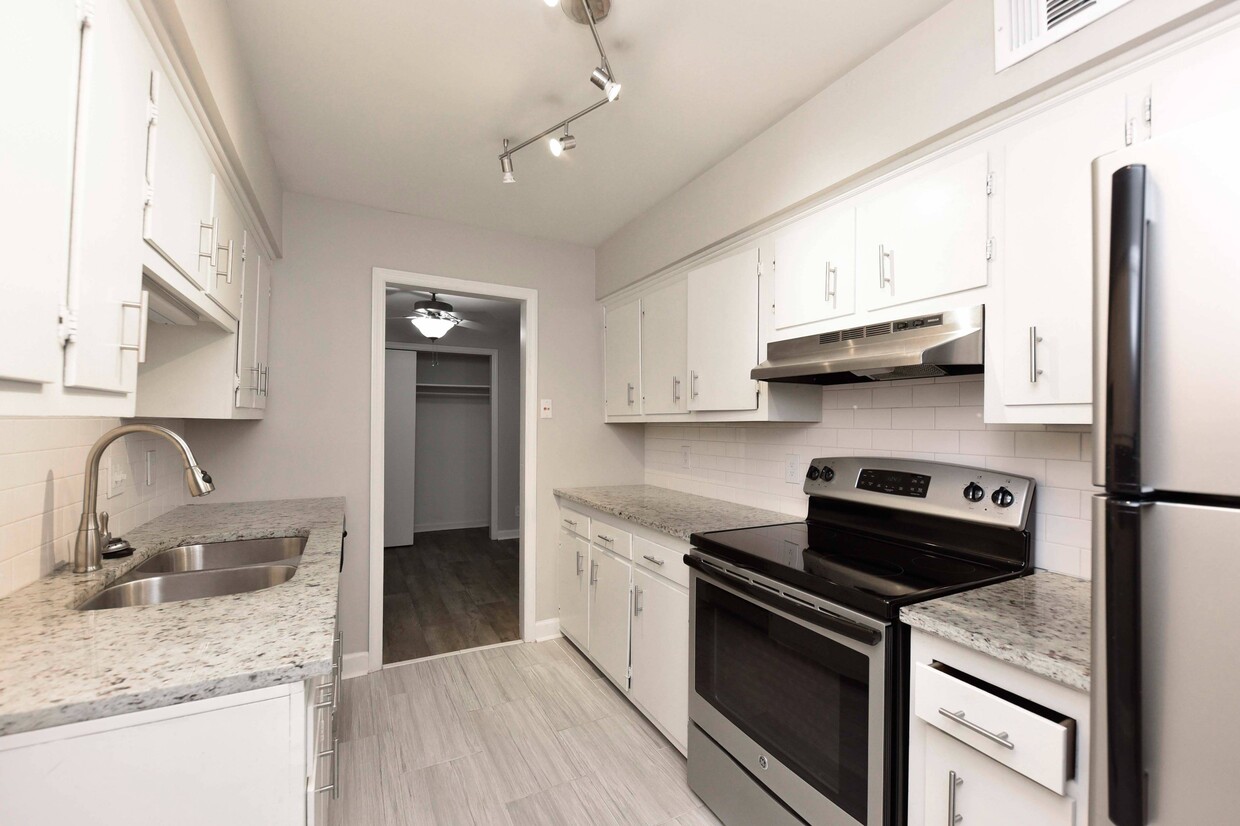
[{"xmin": 685, "ymin": 457, "xmax": 1036, "ymax": 826}]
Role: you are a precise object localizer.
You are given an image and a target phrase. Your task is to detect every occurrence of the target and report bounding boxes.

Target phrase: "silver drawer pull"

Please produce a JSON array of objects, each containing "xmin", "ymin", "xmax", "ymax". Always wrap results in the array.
[
  {"xmin": 938, "ymin": 708, "xmax": 1015, "ymax": 749},
  {"xmin": 597, "ymin": 534, "xmax": 614, "ymax": 543},
  {"xmin": 642, "ymin": 554, "xmax": 665, "ymax": 566},
  {"xmin": 563, "ymin": 519, "xmax": 577, "ymax": 527}
]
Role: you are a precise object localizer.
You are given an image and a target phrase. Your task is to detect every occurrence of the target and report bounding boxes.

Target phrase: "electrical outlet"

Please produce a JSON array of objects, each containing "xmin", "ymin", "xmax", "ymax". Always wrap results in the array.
[
  {"xmin": 680, "ymin": 445, "xmax": 692, "ymax": 468},
  {"xmin": 785, "ymin": 454, "xmax": 802, "ymax": 485},
  {"xmin": 106, "ymin": 457, "xmax": 127, "ymax": 499},
  {"xmin": 540, "ymin": 399, "xmax": 553, "ymax": 418},
  {"xmin": 146, "ymin": 450, "xmax": 156, "ymax": 486}
]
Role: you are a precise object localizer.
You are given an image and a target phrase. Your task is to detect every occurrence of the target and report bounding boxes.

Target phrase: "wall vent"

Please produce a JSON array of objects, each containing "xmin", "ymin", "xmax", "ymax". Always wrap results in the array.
[{"xmin": 994, "ymin": 0, "xmax": 1134, "ymax": 71}]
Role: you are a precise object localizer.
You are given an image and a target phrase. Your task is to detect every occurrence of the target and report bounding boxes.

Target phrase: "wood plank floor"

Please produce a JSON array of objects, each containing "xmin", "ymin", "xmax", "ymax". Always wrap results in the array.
[
  {"xmin": 331, "ymin": 637, "xmax": 723, "ymax": 826},
  {"xmin": 384, "ymin": 529, "xmax": 519, "ymax": 664}
]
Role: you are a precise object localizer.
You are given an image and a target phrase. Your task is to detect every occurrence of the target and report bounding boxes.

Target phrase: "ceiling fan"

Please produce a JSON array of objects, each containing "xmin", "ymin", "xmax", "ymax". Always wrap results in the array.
[{"xmin": 385, "ymin": 288, "xmax": 484, "ymax": 340}]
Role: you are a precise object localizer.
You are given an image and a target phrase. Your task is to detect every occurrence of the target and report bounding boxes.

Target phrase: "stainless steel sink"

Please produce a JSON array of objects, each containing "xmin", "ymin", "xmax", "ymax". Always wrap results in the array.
[
  {"xmin": 133, "ymin": 536, "xmax": 307, "ymax": 574},
  {"xmin": 77, "ymin": 565, "xmax": 299, "ymax": 611}
]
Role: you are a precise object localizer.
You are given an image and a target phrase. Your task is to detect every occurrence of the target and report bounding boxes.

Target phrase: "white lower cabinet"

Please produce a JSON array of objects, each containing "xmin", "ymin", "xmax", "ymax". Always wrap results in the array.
[
  {"xmin": 558, "ymin": 530, "xmax": 590, "ymax": 648},
  {"xmin": 630, "ymin": 566, "xmax": 690, "ymax": 748},
  {"xmin": 922, "ymin": 728, "xmax": 1074, "ymax": 826},
  {"xmin": 587, "ymin": 544, "xmax": 633, "ymax": 687}
]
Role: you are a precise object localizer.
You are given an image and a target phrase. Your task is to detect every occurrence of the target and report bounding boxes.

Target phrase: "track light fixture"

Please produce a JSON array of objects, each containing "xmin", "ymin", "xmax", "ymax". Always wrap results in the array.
[
  {"xmin": 498, "ymin": 0, "xmax": 622, "ymax": 182},
  {"xmin": 549, "ymin": 126, "xmax": 577, "ymax": 157}
]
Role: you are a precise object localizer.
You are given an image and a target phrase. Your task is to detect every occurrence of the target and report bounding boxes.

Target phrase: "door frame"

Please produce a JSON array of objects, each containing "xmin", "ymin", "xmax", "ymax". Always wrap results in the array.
[
  {"xmin": 369, "ymin": 268, "xmax": 538, "ymax": 673},
  {"xmin": 384, "ymin": 342, "xmax": 501, "ymax": 541}
]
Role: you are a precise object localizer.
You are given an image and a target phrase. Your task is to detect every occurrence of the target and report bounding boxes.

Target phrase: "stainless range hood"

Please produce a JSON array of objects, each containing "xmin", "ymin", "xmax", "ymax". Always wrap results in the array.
[{"xmin": 752, "ymin": 305, "xmax": 984, "ymax": 386}]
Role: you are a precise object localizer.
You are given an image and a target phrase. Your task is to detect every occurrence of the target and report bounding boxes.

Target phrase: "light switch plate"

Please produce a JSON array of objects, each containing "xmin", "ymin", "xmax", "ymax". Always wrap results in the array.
[
  {"xmin": 680, "ymin": 445, "xmax": 692, "ymax": 468},
  {"xmin": 540, "ymin": 399, "xmax": 553, "ymax": 419},
  {"xmin": 106, "ymin": 458, "xmax": 127, "ymax": 499},
  {"xmin": 785, "ymin": 454, "xmax": 802, "ymax": 485},
  {"xmin": 146, "ymin": 450, "xmax": 156, "ymax": 486}
]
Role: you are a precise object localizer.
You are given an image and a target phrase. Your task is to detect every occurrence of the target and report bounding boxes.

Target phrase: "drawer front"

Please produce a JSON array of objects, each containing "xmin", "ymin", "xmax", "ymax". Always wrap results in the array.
[
  {"xmin": 591, "ymin": 517, "xmax": 632, "ymax": 559},
  {"xmin": 634, "ymin": 535, "xmax": 689, "ymax": 588},
  {"xmin": 560, "ymin": 508, "xmax": 589, "ymax": 539},
  {"xmin": 914, "ymin": 662, "xmax": 1073, "ymax": 794}
]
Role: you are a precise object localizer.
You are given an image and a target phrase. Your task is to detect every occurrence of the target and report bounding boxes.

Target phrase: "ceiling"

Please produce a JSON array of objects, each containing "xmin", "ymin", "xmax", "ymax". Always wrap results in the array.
[{"xmin": 228, "ymin": 0, "xmax": 950, "ymax": 246}]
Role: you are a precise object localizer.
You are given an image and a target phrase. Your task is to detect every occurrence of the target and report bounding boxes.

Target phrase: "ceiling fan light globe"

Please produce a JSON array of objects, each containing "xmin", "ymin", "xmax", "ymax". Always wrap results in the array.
[{"xmin": 410, "ymin": 315, "xmax": 459, "ymax": 340}]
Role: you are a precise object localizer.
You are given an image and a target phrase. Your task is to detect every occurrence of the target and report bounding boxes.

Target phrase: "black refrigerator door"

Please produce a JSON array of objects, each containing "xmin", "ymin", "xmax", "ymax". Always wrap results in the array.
[
  {"xmin": 1104, "ymin": 497, "xmax": 1146, "ymax": 826},
  {"xmin": 1103, "ymin": 165, "xmax": 1147, "ymax": 495}
]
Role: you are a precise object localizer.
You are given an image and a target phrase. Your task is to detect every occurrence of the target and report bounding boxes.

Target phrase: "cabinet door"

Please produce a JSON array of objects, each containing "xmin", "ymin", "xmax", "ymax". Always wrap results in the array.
[
  {"xmin": 143, "ymin": 69, "xmax": 216, "ymax": 290},
  {"xmin": 0, "ymin": 1, "xmax": 78, "ymax": 385},
  {"xmin": 1149, "ymin": 31, "xmax": 1240, "ymax": 138},
  {"xmin": 922, "ymin": 729, "xmax": 1074, "ymax": 826},
  {"xmin": 773, "ymin": 203, "xmax": 857, "ymax": 330},
  {"xmin": 640, "ymin": 279, "xmax": 688, "ymax": 414},
  {"xmin": 235, "ymin": 229, "xmax": 262, "ymax": 408},
  {"xmin": 588, "ymin": 545, "xmax": 632, "ymax": 688},
  {"xmin": 253, "ymin": 248, "xmax": 271, "ymax": 408},
  {"xmin": 210, "ymin": 190, "xmax": 243, "ymax": 319},
  {"xmin": 1002, "ymin": 86, "xmax": 1125, "ymax": 407},
  {"xmin": 558, "ymin": 532, "xmax": 589, "ymax": 648},
  {"xmin": 857, "ymin": 150, "xmax": 990, "ymax": 311},
  {"xmin": 687, "ymin": 248, "xmax": 760, "ymax": 412},
  {"xmin": 604, "ymin": 299, "xmax": 641, "ymax": 416},
  {"xmin": 630, "ymin": 568, "xmax": 689, "ymax": 749},
  {"xmin": 62, "ymin": 0, "xmax": 152, "ymax": 396}
]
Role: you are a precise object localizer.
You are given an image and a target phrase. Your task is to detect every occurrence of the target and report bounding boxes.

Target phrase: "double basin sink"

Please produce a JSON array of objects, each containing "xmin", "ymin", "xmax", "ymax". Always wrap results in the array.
[{"xmin": 76, "ymin": 536, "xmax": 307, "ymax": 611}]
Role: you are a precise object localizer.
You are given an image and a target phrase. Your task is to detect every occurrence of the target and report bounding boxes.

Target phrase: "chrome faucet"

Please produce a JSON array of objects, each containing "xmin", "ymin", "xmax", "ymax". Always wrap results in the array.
[{"xmin": 74, "ymin": 424, "xmax": 214, "ymax": 573}]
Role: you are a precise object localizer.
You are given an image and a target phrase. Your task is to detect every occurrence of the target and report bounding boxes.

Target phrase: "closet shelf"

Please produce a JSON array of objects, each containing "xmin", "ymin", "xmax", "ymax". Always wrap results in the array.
[{"xmin": 416, "ymin": 383, "xmax": 490, "ymax": 397}]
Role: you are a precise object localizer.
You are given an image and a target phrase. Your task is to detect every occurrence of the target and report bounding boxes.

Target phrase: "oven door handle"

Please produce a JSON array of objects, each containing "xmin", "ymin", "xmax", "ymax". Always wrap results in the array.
[{"xmin": 684, "ymin": 555, "xmax": 882, "ymax": 646}]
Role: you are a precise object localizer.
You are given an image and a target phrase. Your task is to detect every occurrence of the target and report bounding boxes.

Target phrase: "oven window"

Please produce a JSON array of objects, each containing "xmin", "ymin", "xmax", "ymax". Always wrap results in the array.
[{"xmin": 695, "ymin": 578, "xmax": 871, "ymax": 823}]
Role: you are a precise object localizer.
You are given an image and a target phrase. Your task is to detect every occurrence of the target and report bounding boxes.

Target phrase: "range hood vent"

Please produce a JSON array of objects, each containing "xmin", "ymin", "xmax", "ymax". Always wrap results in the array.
[{"xmin": 752, "ymin": 306, "xmax": 984, "ymax": 387}]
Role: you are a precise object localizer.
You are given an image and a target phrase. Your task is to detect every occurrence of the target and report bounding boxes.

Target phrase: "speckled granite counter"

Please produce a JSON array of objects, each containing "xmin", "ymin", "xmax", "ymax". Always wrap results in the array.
[
  {"xmin": 0, "ymin": 498, "xmax": 344, "ymax": 736},
  {"xmin": 901, "ymin": 572, "xmax": 1091, "ymax": 693},
  {"xmin": 553, "ymin": 484, "xmax": 794, "ymax": 541}
]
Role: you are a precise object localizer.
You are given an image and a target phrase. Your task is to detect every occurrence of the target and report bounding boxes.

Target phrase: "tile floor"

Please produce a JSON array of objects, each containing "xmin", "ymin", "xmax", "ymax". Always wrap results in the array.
[{"xmin": 331, "ymin": 637, "xmax": 721, "ymax": 826}]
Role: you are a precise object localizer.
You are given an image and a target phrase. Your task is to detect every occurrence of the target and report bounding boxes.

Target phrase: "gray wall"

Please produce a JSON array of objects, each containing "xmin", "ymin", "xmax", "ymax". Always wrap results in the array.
[{"xmin": 187, "ymin": 192, "xmax": 645, "ymax": 660}]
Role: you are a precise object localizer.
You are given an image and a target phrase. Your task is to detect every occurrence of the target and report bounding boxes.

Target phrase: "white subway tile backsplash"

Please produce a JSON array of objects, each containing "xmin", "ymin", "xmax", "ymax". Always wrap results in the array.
[
  {"xmin": 0, "ymin": 417, "xmax": 189, "ymax": 597},
  {"xmin": 645, "ymin": 376, "xmax": 1095, "ymax": 579}
]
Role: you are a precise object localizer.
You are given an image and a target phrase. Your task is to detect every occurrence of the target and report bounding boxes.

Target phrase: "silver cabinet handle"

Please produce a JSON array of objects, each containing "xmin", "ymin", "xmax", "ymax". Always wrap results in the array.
[
  {"xmin": 672, "ymin": 375, "xmax": 680, "ymax": 403},
  {"xmin": 217, "ymin": 238, "xmax": 233, "ymax": 284},
  {"xmin": 563, "ymin": 518, "xmax": 577, "ymax": 527},
  {"xmin": 260, "ymin": 365, "xmax": 269, "ymax": 396},
  {"xmin": 1029, "ymin": 326, "xmax": 1044, "ymax": 383},
  {"xmin": 690, "ymin": 370, "xmax": 699, "ymax": 399},
  {"xmin": 596, "ymin": 534, "xmax": 614, "ymax": 544},
  {"xmin": 878, "ymin": 245, "xmax": 894, "ymax": 292},
  {"xmin": 948, "ymin": 770, "xmax": 963, "ymax": 825},
  {"xmin": 626, "ymin": 382, "xmax": 635, "ymax": 406},
  {"xmin": 576, "ymin": 549, "xmax": 583, "ymax": 576},
  {"xmin": 642, "ymin": 554, "xmax": 665, "ymax": 566},
  {"xmin": 825, "ymin": 261, "xmax": 838, "ymax": 305},
  {"xmin": 589, "ymin": 560, "xmax": 598, "ymax": 585},
  {"xmin": 938, "ymin": 708, "xmax": 1015, "ymax": 749},
  {"xmin": 119, "ymin": 291, "xmax": 149, "ymax": 363},
  {"xmin": 634, "ymin": 585, "xmax": 644, "ymax": 616},
  {"xmin": 199, "ymin": 218, "xmax": 217, "ymax": 267}
]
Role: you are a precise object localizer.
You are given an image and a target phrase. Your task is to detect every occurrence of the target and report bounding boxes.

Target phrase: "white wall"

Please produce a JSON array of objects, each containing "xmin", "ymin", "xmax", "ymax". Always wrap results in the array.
[
  {"xmin": 0, "ymin": 418, "xmax": 191, "ymax": 597},
  {"xmin": 645, "ymin": 376, "xmax": 1095, "ymax": 579},
  {"xmin": 596, "ymin": 0, "xmax": 1239, "ymax": 296},
  {"xmin": 413, "ymin": 391, "xmax": 492, "ymax": 533},
  {"xmin": 186, "ymin": 192, "xmax": 646, "ymax": 660}
]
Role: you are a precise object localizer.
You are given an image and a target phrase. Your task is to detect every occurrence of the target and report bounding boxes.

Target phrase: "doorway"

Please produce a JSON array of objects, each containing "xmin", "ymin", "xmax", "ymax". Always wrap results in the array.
[{"xmin": 369, "ymin": 269, "xmax": 538, "ymax": 671}]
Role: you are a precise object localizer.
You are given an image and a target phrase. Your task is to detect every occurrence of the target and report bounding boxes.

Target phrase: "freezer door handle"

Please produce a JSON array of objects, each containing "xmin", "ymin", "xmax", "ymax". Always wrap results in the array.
[
  {"xmin": 1105, "ymin": 498, "xmax": 1148, "ymax": 826},
  {"xmin": 1105, "ymin": 165, "xmax": 1148, "ymax": 493}
]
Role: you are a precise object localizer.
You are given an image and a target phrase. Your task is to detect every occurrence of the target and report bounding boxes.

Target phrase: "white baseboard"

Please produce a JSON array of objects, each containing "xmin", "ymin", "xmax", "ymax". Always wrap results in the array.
[
  {"xmin": 495, "ymin": 529, "xmax": 519, "ymax": 541},
  {"xmin": 413, "ymin": 519, "xmax": 489, "ymax": 533},
  {"xmin": 531, "ymin": 618, "xmax": 561, "ymax": 642},
  {"xmin": 342, "ymin": 652, "xmax": 369, "ymax": 680}
]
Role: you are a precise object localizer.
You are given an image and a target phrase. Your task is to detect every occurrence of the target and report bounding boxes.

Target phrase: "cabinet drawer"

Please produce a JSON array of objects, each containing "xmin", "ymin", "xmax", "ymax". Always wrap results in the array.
[
  {"xmin": 560, "ymin": 508, "xmax": 589, "ymax": 539},
  {"xmin": 914, "ymin": 662, "xmax": 1075, "ymax": 794},
  {"xmin": 633, "ymin": 536, "xmax": 688, "ymax": 588},
  {"xmin": 591, "ymin": 518, "xmax": 632, "ymax": 558}
]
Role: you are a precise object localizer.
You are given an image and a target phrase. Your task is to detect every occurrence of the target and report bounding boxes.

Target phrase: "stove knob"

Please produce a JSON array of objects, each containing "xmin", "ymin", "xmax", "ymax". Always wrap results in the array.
[
  {"xmin": 805, "ymin": 466, "xmax": 821, "ymax": 481},
  {"xmin": 820, "ymin": 466, "xmax": 835, "ymax": 482},
  {"xmin": 963, "ymin": 482, "xmax": 985, "ymax": 502},
  {"xmin": 991, "ymin": 487, "xmax": 1015, "ymax": 508}
]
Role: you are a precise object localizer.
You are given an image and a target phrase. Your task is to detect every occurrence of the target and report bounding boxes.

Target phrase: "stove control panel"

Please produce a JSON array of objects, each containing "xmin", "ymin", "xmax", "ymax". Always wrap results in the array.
[{"xmin": 804, "ymin": 456, "xmax": 1035, "ymax": 531}]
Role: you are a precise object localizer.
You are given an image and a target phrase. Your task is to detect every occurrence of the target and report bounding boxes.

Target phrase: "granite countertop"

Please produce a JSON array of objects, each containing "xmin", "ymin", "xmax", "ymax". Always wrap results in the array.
[
  {"xmin": 901, "ymin": 571, "xmax": 1091, "ymax": 693},
  {"xmin": 553, "ymin": 484, "xmax": 795, "ymax": 540},
  {"xmin": 0, "ymin": 498, "xmax": 344, "ymax": 736}
]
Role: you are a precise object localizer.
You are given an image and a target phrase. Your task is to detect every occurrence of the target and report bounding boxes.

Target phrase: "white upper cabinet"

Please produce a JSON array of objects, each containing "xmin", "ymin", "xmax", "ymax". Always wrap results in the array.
[
  {"xmin": 773, "ymin": 202, "xmax": 857, "ymax": 331},
  {"xmin": 62, "ymin": 0, "xmax": 153, "ymax": 397},
  {"xmin": 1148, "ymin": 28, "xmax": 1240, "ymax": 138},
  {"xmin": 857, "ymin": 149, "xmax": 991, "ymax": 311},
  {"xmin": 143, "ymin": 69, "xmax": 217, "ymax": 291},
  {"xmin": 687, "ymin": 247, "xmax": 760, "ymax": 412},
  {"xmin": 604, "ymin": 299, "xmax": 642, "ymax": 417},
  {"xmin": 1000, "ymin": 85, "xmax": 1126, "ymax": 413},
  {"xmin": 0, "ymin": 1, "xmax": 78, "ymax": 386},
  {"xmin": 210, "ymin": 191, "xmax": 243, "ymax": 319},
  {"xmin": 236, "ymin": 232, "xmax": 271, "ymax": 409},
  {"xmin": 640, "ymin": 279, "xmax": 688, "ymax": 415}
]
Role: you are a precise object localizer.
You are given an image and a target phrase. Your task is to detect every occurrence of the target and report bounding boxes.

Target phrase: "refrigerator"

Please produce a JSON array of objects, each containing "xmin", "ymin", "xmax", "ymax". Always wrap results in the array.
[{"xmin": 1091, "ymin": 110, "xmax": 1240, "ymax": 826}]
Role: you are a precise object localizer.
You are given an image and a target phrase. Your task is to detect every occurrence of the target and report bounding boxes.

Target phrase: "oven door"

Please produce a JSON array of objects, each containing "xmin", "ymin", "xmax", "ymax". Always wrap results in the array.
[{"xmin": 687, "ymin": 554, "xmax": 890, "ymax": 826}]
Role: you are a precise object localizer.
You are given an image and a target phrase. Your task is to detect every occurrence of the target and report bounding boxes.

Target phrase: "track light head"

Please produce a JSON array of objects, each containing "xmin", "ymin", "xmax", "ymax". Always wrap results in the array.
[
  {"xmin": 500, "ymin": 141, "xmax": 515, "ymax": 183},
  {"xmin": 590, "ymin": 66, "xmax": 621, "ymax": 101},
  {"xmin": 549, "ymin": 127, "xmax": 577, "ymax": 157}
]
